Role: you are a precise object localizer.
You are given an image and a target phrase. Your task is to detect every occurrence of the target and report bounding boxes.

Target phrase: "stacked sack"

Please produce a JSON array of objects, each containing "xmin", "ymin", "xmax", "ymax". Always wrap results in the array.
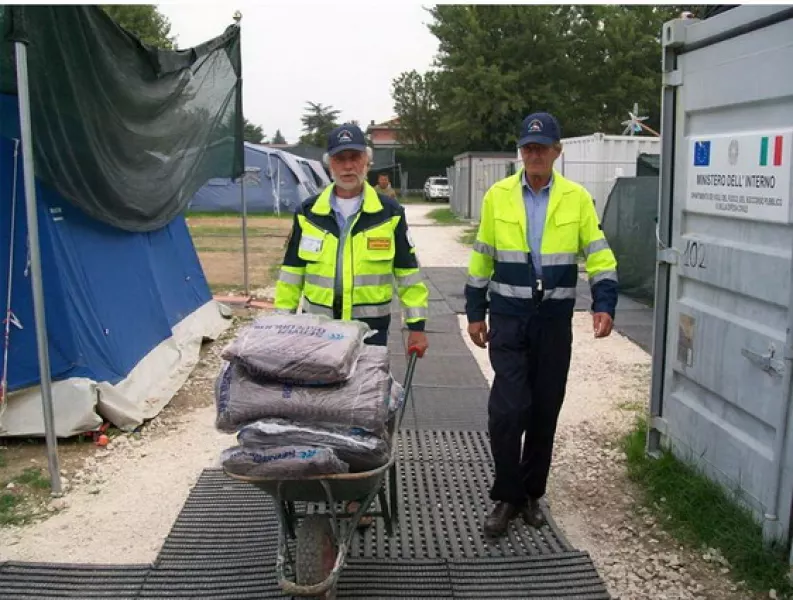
[{"xmin": 215, "ymin": 313, "xmax": 405, "ymax": 479}]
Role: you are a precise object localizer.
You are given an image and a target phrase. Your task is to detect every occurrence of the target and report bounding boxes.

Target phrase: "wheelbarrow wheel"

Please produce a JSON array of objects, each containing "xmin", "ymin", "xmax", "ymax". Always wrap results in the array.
[{"xmin": 296, "ymin": 514, "xmax": 337, "ymax": 599}]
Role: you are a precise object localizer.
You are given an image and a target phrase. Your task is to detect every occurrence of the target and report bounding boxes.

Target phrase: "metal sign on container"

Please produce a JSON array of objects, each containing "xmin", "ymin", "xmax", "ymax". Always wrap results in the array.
[{"xmin": 686, "ymin": 131, "xmax": 792, "ymax": 223}]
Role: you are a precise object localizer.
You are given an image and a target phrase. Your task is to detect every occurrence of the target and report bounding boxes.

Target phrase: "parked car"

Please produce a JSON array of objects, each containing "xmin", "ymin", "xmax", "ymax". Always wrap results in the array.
[{"xmin": 423, "ymin": 176, "xmax": 450, "ymax": 202}]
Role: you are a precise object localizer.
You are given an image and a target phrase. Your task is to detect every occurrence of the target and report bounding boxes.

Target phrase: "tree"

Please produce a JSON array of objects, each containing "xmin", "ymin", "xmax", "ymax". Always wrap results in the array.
[
  {"xmin": 391, "ymin": 70, "xmax": 445, "ymax": 150},
  {"xmin": 584, "ymin": 5, "xmax": 686, "ymax": 135},
  {"xmin": 299, "ymin": 102, "xmax": 341, "ymax": 147},
  {"xmin": 101, "ymin": 5, "xmax": 174, "ymax": 49},
  {"xmin": 420, "ymin": 5, "xmax": 687, "ymax": 150},
  {"xmin": 272, "ymin": 129, "xmax": 287, "ymax": 144},
  {"xmin": 243, "ymin": 118, "xmax": 265, "ymax": 143}
]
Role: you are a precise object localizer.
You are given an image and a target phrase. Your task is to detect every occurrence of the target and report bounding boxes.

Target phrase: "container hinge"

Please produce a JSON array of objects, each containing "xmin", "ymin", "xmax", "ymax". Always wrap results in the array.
[
  {"xmin": 657, "ymin": 248, "xmax": 679, "ymax": 265},
  {"xmin": 650, "ymin": 416, "xmax": 668, "ymax": 436},
  {"xmin": 741, "ymin": 345, "xmax": 785, "ymax": 378},
  {"xmin": 663, "ymin": 69, "xmax": 683, "ymax": 88}
]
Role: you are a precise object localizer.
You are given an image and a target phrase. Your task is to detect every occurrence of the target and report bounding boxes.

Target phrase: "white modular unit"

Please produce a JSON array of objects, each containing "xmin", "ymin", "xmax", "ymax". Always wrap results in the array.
[
  {"xmin": 555, "ymin": 133, "xmax": 661, "ymax": 216},
  {"xmin": 450, "ymin": 152, "xmax": 518, "ymax": 221}
]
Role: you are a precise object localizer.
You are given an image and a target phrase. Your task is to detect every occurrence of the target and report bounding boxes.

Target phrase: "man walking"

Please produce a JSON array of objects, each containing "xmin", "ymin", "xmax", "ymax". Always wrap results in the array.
[{"xmin": 464, "ymin": 112, "xmax": 618, "ymax": 537}]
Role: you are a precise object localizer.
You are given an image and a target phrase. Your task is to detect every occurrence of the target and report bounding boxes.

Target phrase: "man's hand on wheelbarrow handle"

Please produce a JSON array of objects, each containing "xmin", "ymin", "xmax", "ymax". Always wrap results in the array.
[{"xmin": 407, "ymin": 331, "xmax": 428, "ymax": 358}]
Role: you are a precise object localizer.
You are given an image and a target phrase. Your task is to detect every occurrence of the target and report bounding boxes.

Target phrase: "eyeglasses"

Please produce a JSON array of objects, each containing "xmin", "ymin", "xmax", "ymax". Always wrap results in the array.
[{"xmin": 520, "ymin": 144, "xmax": 552, "ymax": 155}]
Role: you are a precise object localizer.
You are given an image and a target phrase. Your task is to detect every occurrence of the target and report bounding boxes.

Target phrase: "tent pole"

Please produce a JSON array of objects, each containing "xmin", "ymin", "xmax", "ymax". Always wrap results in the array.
[
  {"xmin": 241, "ymin": 172, "xmax": 249, "ymax": 296},
  {"xmin": 14, "ymin": 40, "xmax": 63, "ymax": 496},
  {"xmin": 234, "ymin": 10, "xmax": 249, "ymax": 297}
]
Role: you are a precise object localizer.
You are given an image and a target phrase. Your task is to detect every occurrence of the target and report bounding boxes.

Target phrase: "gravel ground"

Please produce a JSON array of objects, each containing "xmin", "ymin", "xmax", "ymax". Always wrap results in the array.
[
  {"xmin": 405, "ymin": 204, "xmax": 470, "ymax": 267},
  {"xmin": 0, "ymin": 204, "xmax": 758, "ymax": 598},
  {"xmin": 461, "ymin": 313, "xmax": 755, "ymax": 600}
]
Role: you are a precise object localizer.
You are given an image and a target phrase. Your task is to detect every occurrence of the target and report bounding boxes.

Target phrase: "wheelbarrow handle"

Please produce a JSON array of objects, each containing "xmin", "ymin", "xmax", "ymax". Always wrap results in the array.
[
  {"xmin": 403, "ymin": 350, "xmax": 420, "ymax": 388},
  {"xmin": 407, "ymin": 345, "xmax": 425, "ymax": 358},
  {"xmin": 394, "ymin": 350, "xmax": 420, "ymax": 434}
]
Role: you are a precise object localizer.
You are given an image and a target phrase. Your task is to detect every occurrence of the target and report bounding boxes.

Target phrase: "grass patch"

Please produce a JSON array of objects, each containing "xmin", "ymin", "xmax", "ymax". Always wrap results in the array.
[
  {"xmin": 459, "ymin": 226, "xmax": 477, "ymax": 246},
  {"xmin": 195, "ymin": 245, "xmax": 263, "ymax": 254},
  {"xmin": 0, "ymin": 467, "xmax": 51, "ymax": 526},
  {"xmin": 623, "ymin": 419, "xmax": 793, "ymax": 597},
  {"xmin": 0, "ymin": 492, "xmax": 23, "ymax": 525},
  {"xmin": 399, "ymin": 194, "xmax": 431, "ymax": 205},
  {"xmin": 426, "ymin": 208, "xmax": 463, "ymax": 225},
  {"xmin": 14, "ymin": 467, "xmax": 50, "ymax": 490},
  {"xmin": 209, "ymin": 283, "xmax": 242, "ymax": 295},
  {"xmin": 0, "ymin": 451, "xmax": 6, "ymax": 468},
  {"xmin": 186, "ymin": 211, "xmax": 292, "ymax": 219},
  {"xmin": 617, "ymin": 400, "xmax": 645, "ymax": 412},
  {"xmin": 187, "ymin": 215, "xmax": 292, "ymax": 291},
  {"xmin": 188, "ymin": 226, "xmax": 287, "ymax": 237}
]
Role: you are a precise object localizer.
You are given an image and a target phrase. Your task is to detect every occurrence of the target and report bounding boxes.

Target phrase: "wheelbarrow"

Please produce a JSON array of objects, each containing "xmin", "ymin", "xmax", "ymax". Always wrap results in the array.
[{"xmin": 224, "ymin": 348, "xmax": 421, "ymax": 599}]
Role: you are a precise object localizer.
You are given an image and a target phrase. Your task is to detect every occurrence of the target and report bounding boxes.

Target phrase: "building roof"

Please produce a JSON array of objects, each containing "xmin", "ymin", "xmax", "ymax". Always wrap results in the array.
[{"xmin": 367, "ymin": 117, "xmax": 401, "ymax": 132}]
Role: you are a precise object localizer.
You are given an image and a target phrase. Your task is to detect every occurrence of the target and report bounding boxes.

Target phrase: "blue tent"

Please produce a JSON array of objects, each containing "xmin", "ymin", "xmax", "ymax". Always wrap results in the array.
[
  {"xmin": 0, "ymin": 93, "xmax": 229, "ymax": 437},
  {"xmin": 188, "ymin": 143, "xmax": 317, "ymax": 214},
  {"xmin": 296, "ymin": 156, "xmax": 331, "ymax": 192}
]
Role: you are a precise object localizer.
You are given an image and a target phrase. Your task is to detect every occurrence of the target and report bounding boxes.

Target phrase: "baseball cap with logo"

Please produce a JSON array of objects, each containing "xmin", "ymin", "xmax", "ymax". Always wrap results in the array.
[
  {"xmin": 517, "ymin": 112, "xmax": 561, "ymax": 147},
  {"xmin": 327, "ymin": 124, "xmax": 368, "ymax": 156}
]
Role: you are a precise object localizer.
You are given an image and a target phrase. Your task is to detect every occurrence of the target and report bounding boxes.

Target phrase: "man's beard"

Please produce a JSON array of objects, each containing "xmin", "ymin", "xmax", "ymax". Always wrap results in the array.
[{"xmin": 332, "ymin": 170, "xmax": 367, "ymax": 191}]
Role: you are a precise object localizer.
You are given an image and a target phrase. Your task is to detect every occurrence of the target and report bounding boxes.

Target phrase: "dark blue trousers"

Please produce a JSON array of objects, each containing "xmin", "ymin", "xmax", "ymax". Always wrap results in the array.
[{"xmin": 487, "ymin": 312, "xmax": 573, "ymax": 505}]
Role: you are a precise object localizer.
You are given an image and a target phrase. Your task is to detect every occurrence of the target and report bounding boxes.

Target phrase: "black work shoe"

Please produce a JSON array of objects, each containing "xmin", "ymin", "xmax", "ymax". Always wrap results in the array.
[
  {"xmin": 484, "ymin": 502, "xmax": 519, "ymax": 538},
  {"xmin": 521, "ymin": 498, "xmax": 546, "ymax": 528}
]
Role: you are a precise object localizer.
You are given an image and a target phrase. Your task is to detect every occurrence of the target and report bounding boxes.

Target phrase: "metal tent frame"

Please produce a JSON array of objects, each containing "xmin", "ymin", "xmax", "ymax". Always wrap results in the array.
[{"xmin": 10, "ymin": 31, "xmax": 62, "ymax": 495}]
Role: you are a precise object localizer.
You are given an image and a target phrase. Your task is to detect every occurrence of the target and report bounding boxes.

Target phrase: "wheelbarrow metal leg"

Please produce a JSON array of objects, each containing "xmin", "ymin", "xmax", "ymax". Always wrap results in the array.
[
  {"xmin": 378, "ymin": 485, "xmax": 392, "ymax": 537},
  {"xmin": 388, "ymin": 462, "xmax": 399, "ymax": 528},
  {"xmin": 282, "ymin": 501, "xmax": 296, "ymax": 539}
]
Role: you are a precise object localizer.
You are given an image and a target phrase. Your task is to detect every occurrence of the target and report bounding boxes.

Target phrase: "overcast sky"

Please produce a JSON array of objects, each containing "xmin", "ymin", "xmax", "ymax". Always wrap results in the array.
[{"xmin": 158, "ymin": 1, "xmax": 440, "ymax": 144}]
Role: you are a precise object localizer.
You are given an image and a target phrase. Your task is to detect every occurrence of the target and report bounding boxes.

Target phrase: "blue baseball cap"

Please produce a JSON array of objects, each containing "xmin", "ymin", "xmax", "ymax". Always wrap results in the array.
[
  {"xmin": 517, "ymin": 112, "xmax": 561, "ymax": 147},
  {"xmin": 327, "ymin": 124, "xmax": 367, "ymax": 156}
]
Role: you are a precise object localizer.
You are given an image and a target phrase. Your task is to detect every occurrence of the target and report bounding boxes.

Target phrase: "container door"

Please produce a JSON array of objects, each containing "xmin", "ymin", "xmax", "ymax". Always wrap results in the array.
[{"xmin": 651, "ymin": 6, "xmax": 793, "ymax": 543}]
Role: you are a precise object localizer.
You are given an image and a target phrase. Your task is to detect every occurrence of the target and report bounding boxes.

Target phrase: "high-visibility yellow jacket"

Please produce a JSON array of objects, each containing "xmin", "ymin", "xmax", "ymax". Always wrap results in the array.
[
  {"xmin": 275, "ymin": 182, "xmax": 429, "ymax": 339},
  {"xmin": 465, "ymin": 169, "xmax": 618, "ymax": 322}
]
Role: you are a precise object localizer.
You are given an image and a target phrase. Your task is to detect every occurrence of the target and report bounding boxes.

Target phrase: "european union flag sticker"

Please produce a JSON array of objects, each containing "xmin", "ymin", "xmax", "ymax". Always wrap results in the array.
[{"xmin": 693, "ymin": 141, "xmax": 711, "ymax": 167}]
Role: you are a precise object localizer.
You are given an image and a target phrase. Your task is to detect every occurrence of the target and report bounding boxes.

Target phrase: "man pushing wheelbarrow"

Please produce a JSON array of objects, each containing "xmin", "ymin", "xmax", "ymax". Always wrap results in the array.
[
  {"xmin": 213, "ymin": 124, "xmax": 430, "ymax": 599},
  {"xmin": 273, "ymin": 123, "xmax": 430, "ymax": 524}
]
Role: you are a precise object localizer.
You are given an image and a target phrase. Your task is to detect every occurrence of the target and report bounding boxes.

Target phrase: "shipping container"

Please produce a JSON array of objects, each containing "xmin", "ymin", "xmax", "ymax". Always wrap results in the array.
[
  {"xmin": 648, "ymin": 5, "xmax": 793, "ymax": 554},
  {"xmin": 449, "ymin": 152, "xmax": 516, "ymax": 221},
  {"xmin": 553, "ymin": 133, "xmax": 661, "ymax": 216}
]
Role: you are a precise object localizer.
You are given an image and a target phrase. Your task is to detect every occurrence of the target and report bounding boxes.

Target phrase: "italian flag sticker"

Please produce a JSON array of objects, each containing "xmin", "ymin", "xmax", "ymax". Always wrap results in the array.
[{"xmin": 760, "ymin": 135, "xmax": 783, "ymax": 166}]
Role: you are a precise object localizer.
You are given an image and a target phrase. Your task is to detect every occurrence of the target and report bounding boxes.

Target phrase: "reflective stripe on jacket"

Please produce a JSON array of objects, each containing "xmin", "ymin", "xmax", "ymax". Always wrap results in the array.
[
  {"xmin": 275, "ymin": 182, "xmax": 428, "ymax": 333},
  {"xmin": 465, "ymin": 168, "xmax": 618, "ymax": 322}
]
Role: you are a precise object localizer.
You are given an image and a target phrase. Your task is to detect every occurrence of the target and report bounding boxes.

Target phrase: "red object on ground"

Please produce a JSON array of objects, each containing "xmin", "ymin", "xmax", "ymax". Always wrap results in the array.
[
  {"xmin": 248, "ymin": 299, "xmax": 274, "ymax": 309},
  {"xmin": 213, "ymin": 295, "xmax": 252, "ymax": 306}
]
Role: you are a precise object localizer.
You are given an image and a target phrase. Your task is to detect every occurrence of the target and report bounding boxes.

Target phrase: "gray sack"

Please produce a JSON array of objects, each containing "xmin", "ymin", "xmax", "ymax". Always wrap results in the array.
[
  {"xmin": 215, "ymin": 344, "xmax": 393, "ymax": 434},
  {"xmin": 221, "ymin": 445, "xmax": 349, "ymax": 479},
  {"xmin": 220, "ymin": 313, "xmax": 373, "ymax": 385},
  {"xmin": 237, "ymin": 419, "xmax": 390, "ymax": 472}
]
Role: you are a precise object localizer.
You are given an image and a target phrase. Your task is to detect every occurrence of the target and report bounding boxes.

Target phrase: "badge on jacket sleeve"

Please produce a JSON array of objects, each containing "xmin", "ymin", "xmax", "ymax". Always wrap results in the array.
[{"xmin": 367, "ymin": 237, "xmax": 392, "ymax": 251}]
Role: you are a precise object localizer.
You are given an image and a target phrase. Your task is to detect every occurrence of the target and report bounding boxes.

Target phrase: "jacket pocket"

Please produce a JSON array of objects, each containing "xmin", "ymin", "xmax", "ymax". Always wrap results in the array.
[
  {"xmin": 553, "ymin": 209, "xmax": 580, "ymax": 250},
  {"xmin": 493, "ymin": 214, "xmax": 525, "ymax": 251},
  {"xmin": 297, "ymin": 231, "xmax": 329, "ymax": 262}
]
